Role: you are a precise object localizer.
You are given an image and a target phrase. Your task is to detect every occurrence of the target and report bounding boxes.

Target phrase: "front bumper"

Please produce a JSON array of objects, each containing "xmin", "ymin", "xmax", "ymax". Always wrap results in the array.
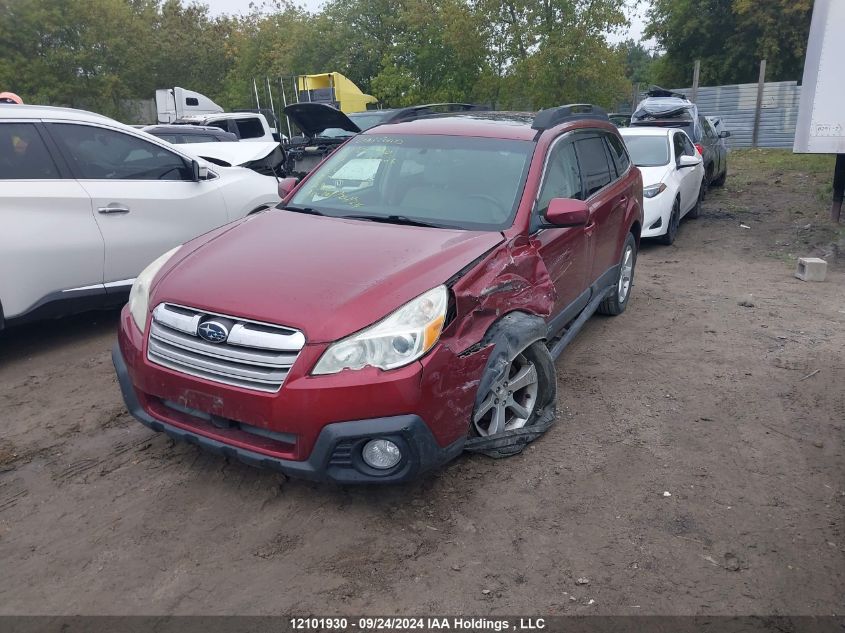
[
  {"xmin": 641, "ymin": 194, "xmax": 673, "ymax": 238},
  {"xmin": 114, "ymin": 343, "xmax": 464, "ymax": 484}
]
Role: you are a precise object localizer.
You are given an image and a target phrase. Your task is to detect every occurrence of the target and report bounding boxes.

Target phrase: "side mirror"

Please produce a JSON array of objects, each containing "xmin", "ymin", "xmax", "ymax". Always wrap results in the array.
[
  {"xmin": 191, "ymin": 159, "xmax": 208, "ymax": 181},
  {"xmin": 277, "ymin": 176, "xmax": 299, "ymax": 199},
  {"xmin": 719, "ymin": 131, "xmax": 731, "ymax": 139},
  {"xmin": 678, "ymin": 155, "xmax": 701, "ymax": 169},
  {"xmin": 544, "ymin": 198, "xmax": 589, "ymax": 227}
]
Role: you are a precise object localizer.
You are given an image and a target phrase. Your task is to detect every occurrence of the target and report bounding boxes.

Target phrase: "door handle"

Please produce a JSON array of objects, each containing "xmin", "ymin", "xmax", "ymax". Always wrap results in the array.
[{"xmin": 98, "ymin": 204, "xmax": 130, "ymax": 214}]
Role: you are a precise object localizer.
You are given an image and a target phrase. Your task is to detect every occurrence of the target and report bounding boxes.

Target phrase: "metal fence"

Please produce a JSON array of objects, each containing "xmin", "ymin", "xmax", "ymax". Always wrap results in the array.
[{"xmin": 670, "ymin": 81, "xmax": 802, "ymax": 149}]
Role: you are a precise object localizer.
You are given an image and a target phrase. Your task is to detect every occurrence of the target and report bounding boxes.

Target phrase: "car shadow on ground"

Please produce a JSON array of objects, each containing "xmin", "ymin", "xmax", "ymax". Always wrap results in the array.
[{"xmin": 0, "ymin": 308, "xmax": 122, "ymax": 363}]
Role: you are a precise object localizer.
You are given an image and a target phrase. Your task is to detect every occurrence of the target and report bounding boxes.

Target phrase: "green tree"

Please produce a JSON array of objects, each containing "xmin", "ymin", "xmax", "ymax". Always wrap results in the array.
[
  {"xmin": 618, "ymin": 38, "xmax": 659, "ymax": 85},
  {"xmin": 733, "ymin": 0, "xmax": 812, "ymax": 83},
  {"xmin": 645, "ymin": 0, "xmax": 812, "ymax": 87},
  {"xmin": 0, "ymin": 0, "xmax": 637, "ymax": 119},
  {"xmin": 0, "ymin": 0, "xmax": 236, "ymax": 118},
  {"xmin": 0, "ymin": 0, "xmax": 148, "ymax": 116},
  {"xmin": 475, "ymin": 0, "xmax": 630, "ymax": 110}
]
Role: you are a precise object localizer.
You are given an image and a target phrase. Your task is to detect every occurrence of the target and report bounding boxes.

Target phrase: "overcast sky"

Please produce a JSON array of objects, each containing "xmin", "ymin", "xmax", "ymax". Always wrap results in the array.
[{"xmin": 200, "ymin": 0, "xmax": 652, "ymax": 46}]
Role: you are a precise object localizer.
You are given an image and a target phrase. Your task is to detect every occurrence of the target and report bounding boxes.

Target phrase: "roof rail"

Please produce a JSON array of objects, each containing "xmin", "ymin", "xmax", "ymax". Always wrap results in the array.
[
  {"xmin": 531, "ymin": 104, "xmax": 608, "ymax": 130},
  {"xmin": 389, "ymin": 103, "xmax": 490, "ymax": 124}
]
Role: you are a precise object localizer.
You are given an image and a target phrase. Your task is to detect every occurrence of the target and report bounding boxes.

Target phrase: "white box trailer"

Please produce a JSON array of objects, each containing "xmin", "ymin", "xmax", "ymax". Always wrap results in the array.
[{"xmin": 794, "ymin": 0, "xmax": 845, "ymax": 221}]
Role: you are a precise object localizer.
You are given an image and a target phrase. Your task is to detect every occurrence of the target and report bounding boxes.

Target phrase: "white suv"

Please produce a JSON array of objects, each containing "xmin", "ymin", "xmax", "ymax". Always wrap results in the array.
[{"xmin": 0, "ymin": 104, "xmax": 280, "ymax": 328}]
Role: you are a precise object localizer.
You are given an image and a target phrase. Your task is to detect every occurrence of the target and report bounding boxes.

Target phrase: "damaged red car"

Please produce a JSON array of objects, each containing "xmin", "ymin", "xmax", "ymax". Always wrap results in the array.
[{"xmin": 113, "ymin": 105, "xmax": 643, "ymax": 484}]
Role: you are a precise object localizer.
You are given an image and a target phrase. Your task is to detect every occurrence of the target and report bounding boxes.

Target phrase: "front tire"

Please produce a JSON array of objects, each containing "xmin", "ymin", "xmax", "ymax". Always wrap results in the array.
[
  {"xmin": 659, "ymin": 199, "xmax": 680, "ymax": 245},
  {"xmin": 701, "ymin": 165, "xmax": 713, "ymax": 200},
  {"xmin": 471, "ymin": 340, "xmax": 556, "ymax": 439},
  {"xmin": 598, "ymin": 232, "xmax": 637, "ymax": 316},
  {"xmin": 688, "ymin": 184, "xmax": 703, "ymax": 219},
  {"xmin": 711, "ymin": 168, "xmax": 727, "ymax": 187}
]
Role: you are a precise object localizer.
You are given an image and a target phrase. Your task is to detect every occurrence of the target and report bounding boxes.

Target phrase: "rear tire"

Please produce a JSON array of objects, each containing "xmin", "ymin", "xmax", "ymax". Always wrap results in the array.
[{"xmin": 598, "ymin": 232, "xmax": 637, "ymax": 316}]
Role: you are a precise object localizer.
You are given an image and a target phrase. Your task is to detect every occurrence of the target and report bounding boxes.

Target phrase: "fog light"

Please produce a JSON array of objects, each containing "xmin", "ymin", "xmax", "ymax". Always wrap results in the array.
[{"xmin": 361, "ymin": 439, "xmax": 402, "ymax": 470}]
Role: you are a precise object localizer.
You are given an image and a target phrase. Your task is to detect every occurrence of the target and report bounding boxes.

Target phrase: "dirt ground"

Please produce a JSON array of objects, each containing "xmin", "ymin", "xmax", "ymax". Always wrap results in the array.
[{"xmin": 1, "ymin": 150, "xmax": 843, "ymax": 616}]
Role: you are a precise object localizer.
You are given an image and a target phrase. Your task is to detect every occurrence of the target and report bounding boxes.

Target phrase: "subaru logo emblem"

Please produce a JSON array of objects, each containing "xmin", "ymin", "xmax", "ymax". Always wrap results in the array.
[{"xmin": 197, "ymin": 320, "xmax": 229, "ymax": 344}]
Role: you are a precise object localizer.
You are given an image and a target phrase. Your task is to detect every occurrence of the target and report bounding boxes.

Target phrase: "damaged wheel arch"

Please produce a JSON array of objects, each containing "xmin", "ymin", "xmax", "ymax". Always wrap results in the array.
[{"xmin": 464, "ymin": 311, "xmax": 557, "ymax": 458}]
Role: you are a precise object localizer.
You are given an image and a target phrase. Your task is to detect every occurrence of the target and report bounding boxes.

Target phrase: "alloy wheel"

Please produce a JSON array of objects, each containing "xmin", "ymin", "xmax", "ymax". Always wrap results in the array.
[{"xmin": 473, "ymin": 353, "xmax": 539, "ymax": 437}]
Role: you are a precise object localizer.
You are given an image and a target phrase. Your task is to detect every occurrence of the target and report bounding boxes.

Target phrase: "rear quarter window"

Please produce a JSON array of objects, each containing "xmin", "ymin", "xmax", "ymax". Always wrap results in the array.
[{"xmin": 605, "ymin": 133, "xmax": 630, "ymax": 174}]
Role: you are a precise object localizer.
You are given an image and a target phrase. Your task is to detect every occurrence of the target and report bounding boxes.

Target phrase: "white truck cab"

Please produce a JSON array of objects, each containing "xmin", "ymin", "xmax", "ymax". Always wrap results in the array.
[
  {"xmin": 155, "ymin": 87, "xmax": 281, "ymax": 143},
  {"xmin": 184, "ymin": 112, "xmax": 279, "ymax": 143}
]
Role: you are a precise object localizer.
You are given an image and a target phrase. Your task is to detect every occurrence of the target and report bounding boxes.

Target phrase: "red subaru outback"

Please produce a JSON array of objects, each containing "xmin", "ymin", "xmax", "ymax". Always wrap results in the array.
[{"xmin": 113, "ymin": 105, "xmax": 643, "ymax": 483}]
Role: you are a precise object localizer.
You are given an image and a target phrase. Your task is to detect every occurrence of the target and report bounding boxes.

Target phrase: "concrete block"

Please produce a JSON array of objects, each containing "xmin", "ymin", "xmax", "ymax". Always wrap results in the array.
[{"xmin": 794, "ymin": 257, "xmax": 827, "ymax": 282}]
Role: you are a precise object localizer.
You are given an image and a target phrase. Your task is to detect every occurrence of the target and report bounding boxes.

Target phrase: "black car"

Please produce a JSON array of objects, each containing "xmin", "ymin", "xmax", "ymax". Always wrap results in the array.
[
  {"xmin": 281, "ymin": 102, "xmax": 488, "ymax": 178},
  {"xmin": 630, "ymin": 88, "xmax": 729, "ymax": 190},
  {"xmin": 142, "ymin": 124, "xmax": 238, "ymax": 144}
]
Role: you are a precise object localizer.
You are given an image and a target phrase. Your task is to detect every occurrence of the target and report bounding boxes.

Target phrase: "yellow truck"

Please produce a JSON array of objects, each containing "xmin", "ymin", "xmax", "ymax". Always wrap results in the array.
[{"xmin": 294, "ymin": 72, "xmax": 377, "ymax": 113}]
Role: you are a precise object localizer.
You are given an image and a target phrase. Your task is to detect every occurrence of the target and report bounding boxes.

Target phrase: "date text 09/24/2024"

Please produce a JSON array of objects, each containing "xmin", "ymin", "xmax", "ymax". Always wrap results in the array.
[{"xmin": 289, "ymin": 617, "xmax": 548, "ymax": 631}]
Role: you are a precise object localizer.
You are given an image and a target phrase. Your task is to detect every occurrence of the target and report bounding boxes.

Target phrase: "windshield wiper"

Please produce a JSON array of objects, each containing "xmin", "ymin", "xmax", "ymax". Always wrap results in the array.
[
  {"xmin": 344, "ymin": 214, "xmax": 444, "ymax": 229},
  {"xmin": 282, "ymin": 205, "xmax": 323, "ymax": 216}
]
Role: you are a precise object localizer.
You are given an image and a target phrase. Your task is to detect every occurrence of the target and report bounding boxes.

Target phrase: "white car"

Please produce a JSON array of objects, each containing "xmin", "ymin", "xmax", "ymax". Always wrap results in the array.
[
  {"xmin": 620, "ymin": 126, "xmax": 705, "ymax": 245},
  {"xmin": 175, "ymin": 140, "xmax": 284, "ymax": 177},
  {"xmin": 0, "ymin": 104, "xmax": 280, "ymax": 328}
]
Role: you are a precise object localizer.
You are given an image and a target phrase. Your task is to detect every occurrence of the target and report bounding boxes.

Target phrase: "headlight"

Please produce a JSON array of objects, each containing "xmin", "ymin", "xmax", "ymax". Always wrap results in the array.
[
  {"xmin": 643, "ymin": 183, "xmax": 667, "ymax": 198},
  {"xmin": 312, "ymin": 285, "xmax": 448, "ymax": 375},
  {"xmin": 128, "ymin": 247, "xmax": 181, "ymax": 333}
]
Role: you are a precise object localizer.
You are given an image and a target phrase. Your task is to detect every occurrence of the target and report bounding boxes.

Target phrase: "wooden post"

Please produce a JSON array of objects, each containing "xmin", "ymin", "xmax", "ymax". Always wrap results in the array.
[
  {"xmin": 832, "ymin": 154, "xmax": 844, "ymax": 223},
  {"xmin": 752, "ymin": 59, "xmax": 767, "ymax": 148},
  {"xmin": 691, "ymin": 60, "xmax": 700, "ymax": 103}
]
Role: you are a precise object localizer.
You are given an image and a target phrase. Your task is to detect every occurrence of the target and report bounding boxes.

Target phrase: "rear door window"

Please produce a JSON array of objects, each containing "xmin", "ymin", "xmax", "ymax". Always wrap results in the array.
[
  {"xmin": 574, "ymin": 136, "xmax": 613, "ymax": 197},
  {"xmin": 0, "ymin": 122, "xmax": 60, "ymax": 179},
  {"xmin": 48, "ymin": 123, "xmax": 192, "ymax": 180}
]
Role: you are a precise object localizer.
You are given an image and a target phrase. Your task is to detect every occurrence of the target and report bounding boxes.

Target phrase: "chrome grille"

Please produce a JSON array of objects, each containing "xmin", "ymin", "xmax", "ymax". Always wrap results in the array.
[{"xmin": 147, "ymin": 303, "xmax": 305, "ymax": 392}]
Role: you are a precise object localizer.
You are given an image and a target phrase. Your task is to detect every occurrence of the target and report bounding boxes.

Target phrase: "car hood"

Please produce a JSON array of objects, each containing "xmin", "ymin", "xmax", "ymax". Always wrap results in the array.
[
  {"xmin": 176, "ymin": 141, "xmax": 280, "ymax": 166},
  {"xmin": 637, "ymin": 164, "xmax": 672, "ymax": 186},
  {"xmin": 284, "ymin": 103, "xmax": 361, "ymax": 138},
  {"xmin": 152, "ymin": 211, "xmax": 503, "ymax": 343}
]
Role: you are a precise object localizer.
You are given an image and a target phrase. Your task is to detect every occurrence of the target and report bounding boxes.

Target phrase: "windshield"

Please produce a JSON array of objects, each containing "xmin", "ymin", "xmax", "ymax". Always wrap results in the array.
[
  {"xmin": 623, "ymin": 135, "xmax": 670, "ymax": 167},
  {"xmin": 348, "ymin": 112, "xmax": 391, "ymax": 131},
  {"xmin": 290, "ymin": 134, "xmax": 534, "ymax": 230}
]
